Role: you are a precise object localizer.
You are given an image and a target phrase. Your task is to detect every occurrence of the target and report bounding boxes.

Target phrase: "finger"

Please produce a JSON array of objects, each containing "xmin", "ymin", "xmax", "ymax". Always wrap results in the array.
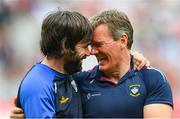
[
  {"xmin": 138, "ymin": 57, "xmax": 150, "ymax": 69},
  {"xmin": 146, "ymin": 60, "xmax": 150, "ymax": 67},
  {"xmin": 133, "ymin": 59, "xmax": 138, "ymax": 66},
  {"xmin": 10, "ymin": 114, "xmax": 24, "ymax": 119},
  {"xmin": 134, "ymin": 65, "xmax": 138, "ymax": 70},
  {"xmin": 133, "ymin": 54, "xmax": 143, "ymax": 64},
  {"xmin": 134, "ymin": 60, "xmax": 141, "ymax": 70},
  {"xmin": 11, "ymin": 107, "xmax": 23, "ymax": 114},
  {"xmin": 137, "ymin": 60, "xmax": 146, "ymax": 70}
]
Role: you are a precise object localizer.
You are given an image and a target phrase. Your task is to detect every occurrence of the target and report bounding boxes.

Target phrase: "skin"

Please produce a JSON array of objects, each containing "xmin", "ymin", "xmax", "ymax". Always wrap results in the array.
[
  {"xmin": 91, "ymin": 24, "xmax": 131, "ymax": 84},
  {"xmin": 144, "ymin": 104, "xmax": 173, "ymax": 118},
  {"xmin": 74, "ymin": 40, "xmax": 91, "ymax": 62}
]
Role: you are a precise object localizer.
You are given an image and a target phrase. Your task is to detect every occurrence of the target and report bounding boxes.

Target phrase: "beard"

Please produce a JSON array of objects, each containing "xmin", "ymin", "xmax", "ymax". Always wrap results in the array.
[{"xmin": 63, "ymin": 53, "xmax": 82, "ymax": 74}]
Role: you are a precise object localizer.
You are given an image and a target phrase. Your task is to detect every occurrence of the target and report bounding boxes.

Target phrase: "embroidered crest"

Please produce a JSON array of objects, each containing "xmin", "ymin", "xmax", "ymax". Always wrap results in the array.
[
  {"xmin": 129, "ymin": 84, "xmax": 140, "ymax": 97},
  {"xmin": 60, "ymin": 96, "xmax": 69, "ymax": 104}
]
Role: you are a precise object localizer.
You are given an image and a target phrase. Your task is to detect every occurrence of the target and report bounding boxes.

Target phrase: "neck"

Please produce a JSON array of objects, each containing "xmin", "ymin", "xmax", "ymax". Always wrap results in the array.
[
  {"xmin": 104, "ymin": 52, "xmax": 131, "ymax": 84},
  {"xmin": 41, "ymin": 56, "xmax": 66, "ymax": 74}
]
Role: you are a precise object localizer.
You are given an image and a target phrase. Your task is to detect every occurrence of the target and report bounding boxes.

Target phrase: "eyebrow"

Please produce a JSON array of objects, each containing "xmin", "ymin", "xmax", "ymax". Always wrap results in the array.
[{"xmin": 92, "ymin": 40, "xmax": 105, "ymax": 43}]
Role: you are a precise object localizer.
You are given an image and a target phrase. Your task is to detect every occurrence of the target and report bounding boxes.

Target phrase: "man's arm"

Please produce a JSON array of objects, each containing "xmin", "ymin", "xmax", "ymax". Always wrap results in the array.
[
  {"xmin": 142, "ymin": 67, "xmax": 173, "ymax": 118},
  {"xmin": 10, "ymin": 95, "xmax": 56, "ymax": 118},
  {"xmin": 144, "ymin": 104, "xmax": 172, "ymax": 118}
]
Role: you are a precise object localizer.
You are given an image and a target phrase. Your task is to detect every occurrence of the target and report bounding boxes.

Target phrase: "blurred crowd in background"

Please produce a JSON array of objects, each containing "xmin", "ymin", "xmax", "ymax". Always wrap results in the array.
[{"xmin": 0, "ymin": 0, "xmax": 180, "ymax": 118}]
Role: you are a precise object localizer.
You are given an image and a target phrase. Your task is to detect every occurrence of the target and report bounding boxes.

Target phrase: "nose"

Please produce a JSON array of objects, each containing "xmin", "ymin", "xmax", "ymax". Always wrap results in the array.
[{"xmin": 90, "ymin": 46, "xmax": 98, "ymax": 55}]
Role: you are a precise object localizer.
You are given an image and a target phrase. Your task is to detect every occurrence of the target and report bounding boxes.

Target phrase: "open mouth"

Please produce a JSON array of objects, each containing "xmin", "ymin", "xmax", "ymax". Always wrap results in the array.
[
  {"xmin": 97, "ymin": 56, "xmax": 107, "ymax": 65},
  {"xmin": 81, "ymin": 55, "xmax": 87, "ymax": 60}
]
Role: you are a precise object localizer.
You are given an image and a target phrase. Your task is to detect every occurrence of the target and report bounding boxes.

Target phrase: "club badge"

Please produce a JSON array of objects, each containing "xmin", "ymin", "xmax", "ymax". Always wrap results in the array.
[{"xmin": 129, "ymin": 84, "xmax": 140, "ymax": 97}]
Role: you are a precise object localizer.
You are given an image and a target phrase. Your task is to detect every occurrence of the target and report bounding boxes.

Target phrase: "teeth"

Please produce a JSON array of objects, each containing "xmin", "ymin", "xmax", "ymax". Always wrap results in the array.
[
  {"xmin": 98, "ymin": 57, "xmax": 105, "ymax": 61},
  {"xmin": 98, "ymin": 58, "xmax": 104, "ymax": 61},
  {"xmin": 97, "ymin": 55, "xmax": 106, "ymax": 61}
]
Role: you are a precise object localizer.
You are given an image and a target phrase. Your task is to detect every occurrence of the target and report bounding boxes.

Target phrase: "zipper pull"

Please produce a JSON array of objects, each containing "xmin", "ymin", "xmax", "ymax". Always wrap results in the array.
[{"xmin": 54, "ymin": 82, "xmax": 57, "ymax": 94}]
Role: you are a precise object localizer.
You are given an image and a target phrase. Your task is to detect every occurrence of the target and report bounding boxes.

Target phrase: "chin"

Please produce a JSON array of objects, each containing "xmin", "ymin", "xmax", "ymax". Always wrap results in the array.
[{"xmin": 64, "ymin": 55, "xmax": 82, "ymax": 74}]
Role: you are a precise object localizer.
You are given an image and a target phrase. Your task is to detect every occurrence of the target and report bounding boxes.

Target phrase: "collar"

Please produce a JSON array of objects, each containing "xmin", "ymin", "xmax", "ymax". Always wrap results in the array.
[
  {"xmin": 37, "ymin": 61, "xmax": 65, "ymax": 79},
  {"xmin": 88, "ymin": 65, "xmax": 136, "ymax": 85}
]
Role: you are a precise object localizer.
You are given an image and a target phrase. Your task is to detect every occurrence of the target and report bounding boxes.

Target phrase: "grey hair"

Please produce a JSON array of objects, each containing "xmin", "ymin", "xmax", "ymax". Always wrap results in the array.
[{"xmin": 90, "ymin": 9, "xmax": 133, "ymax": 49}]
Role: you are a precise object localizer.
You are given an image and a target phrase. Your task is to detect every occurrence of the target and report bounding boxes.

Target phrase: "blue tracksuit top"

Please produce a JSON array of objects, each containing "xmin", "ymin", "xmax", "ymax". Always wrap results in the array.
[
  {"xmin": 17, "ymin": 62, "xmax": 82, "ymax": 118},
  {"xmin": 74, "ymin": 65, "xmax": 173, "ymax": 118}
]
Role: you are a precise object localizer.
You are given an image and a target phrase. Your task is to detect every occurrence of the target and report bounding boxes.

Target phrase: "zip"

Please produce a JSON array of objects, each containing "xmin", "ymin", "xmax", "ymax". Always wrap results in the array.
[{"xmin": 54, "ymin": 82, "xmax": 57, "ymax": 94}]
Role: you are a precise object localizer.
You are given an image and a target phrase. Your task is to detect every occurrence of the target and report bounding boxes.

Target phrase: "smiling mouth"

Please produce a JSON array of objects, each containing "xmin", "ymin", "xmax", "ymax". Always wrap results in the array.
[
  {"xmin": 81, "ymin": 55, "xmax": 87, "ymax": 60},
  {"xmin": 97, "ymin": 56, "xmax": 107, "ymax": 64}
]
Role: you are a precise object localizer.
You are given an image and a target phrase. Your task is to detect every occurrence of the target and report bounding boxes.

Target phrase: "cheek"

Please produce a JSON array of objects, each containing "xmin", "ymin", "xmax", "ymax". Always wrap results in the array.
[
  {"xmin": 76, "ymin": 48, "xmax": 84, "ymax": 54},
  {"xmin": 107, "ymin": 51, "xmax": 120, "ymax": 64},
  {"xmin": 80, "ymin": 47, "xmax": 88, "ymax": 52}
]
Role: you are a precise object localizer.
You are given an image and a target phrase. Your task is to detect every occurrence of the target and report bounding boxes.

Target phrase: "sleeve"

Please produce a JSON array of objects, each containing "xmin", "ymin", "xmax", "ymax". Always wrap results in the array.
[
  {"xmin": 20, "ymin": 81, "xmax": 56, "ymax": 118},
  {"xmin": 23, "ymin": 95, "xmax": 56, "ymax": 118},
  {"xmin": 143, "ymin": 68, "xmax": 173, "ymax": 108}
]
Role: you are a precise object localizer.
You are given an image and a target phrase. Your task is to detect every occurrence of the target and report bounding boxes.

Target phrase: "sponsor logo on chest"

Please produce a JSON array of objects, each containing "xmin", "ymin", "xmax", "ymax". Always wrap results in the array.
[{"xmin": 86, "ymin": 92, "xmax": 102, "ymax": 100}]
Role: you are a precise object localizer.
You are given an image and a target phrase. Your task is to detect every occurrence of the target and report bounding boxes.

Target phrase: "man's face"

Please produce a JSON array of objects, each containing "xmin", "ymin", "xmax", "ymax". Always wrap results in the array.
[
  {"xmin": 75, "ymin": 40, "xmax": 91, "ymax": 61},
  {"xmin": 63, "ymin": 40, "xmax": 90, "ymax": 74},
  {"xmin": 91, "ymin": 24, "xmax": 122, "ymax": 72}
]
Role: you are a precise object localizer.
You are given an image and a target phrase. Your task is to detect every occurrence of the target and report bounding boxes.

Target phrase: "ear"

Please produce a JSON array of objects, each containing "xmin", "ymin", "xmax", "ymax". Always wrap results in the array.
[{"xmin": 119, "ymin": 33, "xmax": 128, "ymax": 48}]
